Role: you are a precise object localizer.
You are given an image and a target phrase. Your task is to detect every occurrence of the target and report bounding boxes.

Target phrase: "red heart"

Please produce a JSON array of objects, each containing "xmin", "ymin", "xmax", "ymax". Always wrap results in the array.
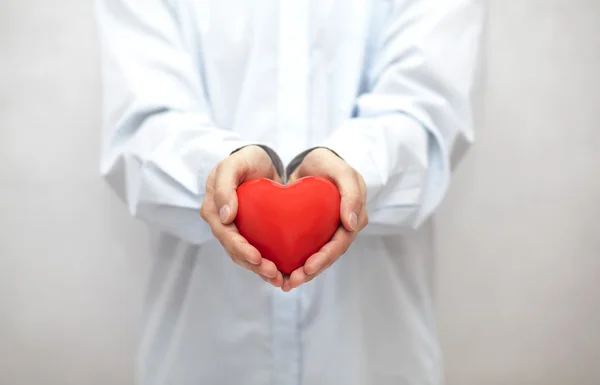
[{"xmin": 235, "ymin": 176, "xmax": 341, "ymax": 275}]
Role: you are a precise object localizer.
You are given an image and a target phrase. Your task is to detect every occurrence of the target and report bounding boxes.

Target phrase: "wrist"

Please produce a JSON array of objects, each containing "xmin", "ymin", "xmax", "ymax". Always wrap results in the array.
[
  {"xmin": 230, "ymin": 144, "xmax": 285, "ymax": 180},
  {"xmin": 285, "ymin": 147, "xmax": 343, "ymax": 180}
]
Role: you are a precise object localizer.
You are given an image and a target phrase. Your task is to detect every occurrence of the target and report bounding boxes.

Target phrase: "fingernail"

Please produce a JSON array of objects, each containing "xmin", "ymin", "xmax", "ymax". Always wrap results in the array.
[
  {"xmin": 219, "ymin": 205, "xmax": 230, "ymax": 223},
  {"xmin": 248, "ymin": 258, "xmax": 260, "ymax": 266},
  {"xmin": 349, "ymin": 211, "xmax": 358, "ymax": 231}
]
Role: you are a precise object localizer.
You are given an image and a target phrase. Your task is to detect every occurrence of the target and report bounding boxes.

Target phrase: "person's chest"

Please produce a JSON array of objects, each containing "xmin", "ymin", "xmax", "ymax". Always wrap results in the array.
[{"xmin": 171, "ymin": 0, "xmax": 392, "ymax": 158}]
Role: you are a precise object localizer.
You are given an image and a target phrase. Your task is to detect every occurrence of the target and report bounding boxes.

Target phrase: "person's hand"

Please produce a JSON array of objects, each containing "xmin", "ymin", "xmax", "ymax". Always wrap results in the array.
[
  {"xmin": 282, "ymin": 148, "xmax": 368, "ymax": 291},
  {"xmin": 200, "ymin": 145, "xmax": 285, "ymax": 287}
]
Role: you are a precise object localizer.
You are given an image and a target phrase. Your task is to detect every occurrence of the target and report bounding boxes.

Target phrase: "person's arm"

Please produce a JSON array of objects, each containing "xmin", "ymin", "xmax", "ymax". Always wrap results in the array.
[
  {"xmin": 290, "ymin": 0, "xmax": 485, "ymax": 236},
  {"xmin": 96, "ymin": 0, "xmax": 270, "ymax": 245},
  {"xmin": 283, "ymin": 0, "xmax": 485, "ymax": 289}
]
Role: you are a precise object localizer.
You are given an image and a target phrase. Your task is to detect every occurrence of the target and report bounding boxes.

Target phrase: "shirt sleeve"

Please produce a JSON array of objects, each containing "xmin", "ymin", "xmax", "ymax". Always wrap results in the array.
[
  {"xmin": 318, "ymin": 0, "xmax": 485, "ymax": 235},
  {"xmin": 96, "ymin": 0, "xmax": 251, "ymax": 244}
]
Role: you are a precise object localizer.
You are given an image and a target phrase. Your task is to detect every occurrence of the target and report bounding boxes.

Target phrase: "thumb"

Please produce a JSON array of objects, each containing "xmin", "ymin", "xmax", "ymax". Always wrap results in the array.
[
  {"xmin": 337, "ymin": 172, "xmax": 363, "ymax": 232},
  {"xmin": 213, "ymin": 161, "xmax": 243, "ymax": 224}
]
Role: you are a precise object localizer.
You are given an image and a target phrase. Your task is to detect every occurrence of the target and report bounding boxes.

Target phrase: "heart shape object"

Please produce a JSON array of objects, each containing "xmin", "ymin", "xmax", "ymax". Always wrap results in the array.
[{"xmin": 235, "ymin": 176, "xmax": 341, "ymax": 275}]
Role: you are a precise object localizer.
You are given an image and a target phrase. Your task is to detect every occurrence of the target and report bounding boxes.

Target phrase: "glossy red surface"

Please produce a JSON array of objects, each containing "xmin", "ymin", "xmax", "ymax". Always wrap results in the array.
[{"xmin": 235, "ymin": 176, "xmax": 341, "ymax": 275}]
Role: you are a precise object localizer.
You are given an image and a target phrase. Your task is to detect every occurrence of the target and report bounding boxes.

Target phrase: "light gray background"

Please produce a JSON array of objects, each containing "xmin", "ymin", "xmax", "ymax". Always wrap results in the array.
[{"xmin": 1, "ymin": 1, "xmax": 599, "ymax": 384}]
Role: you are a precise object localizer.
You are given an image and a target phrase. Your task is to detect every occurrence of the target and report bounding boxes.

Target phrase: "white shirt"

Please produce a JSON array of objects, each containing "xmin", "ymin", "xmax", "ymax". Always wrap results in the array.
[{"xmin": 96, "ymin": 0, "xmax": 484, "ymax": 384}]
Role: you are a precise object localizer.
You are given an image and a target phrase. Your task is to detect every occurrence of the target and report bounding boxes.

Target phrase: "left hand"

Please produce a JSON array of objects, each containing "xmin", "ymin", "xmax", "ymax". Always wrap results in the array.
[{"xmin": 282, "ymin": 148, "xmax": 368, "ymax": 291}]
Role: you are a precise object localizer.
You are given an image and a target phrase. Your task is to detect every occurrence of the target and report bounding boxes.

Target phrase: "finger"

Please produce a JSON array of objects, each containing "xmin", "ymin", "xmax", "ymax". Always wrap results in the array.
[
  {"xmin": 214, "ymin": 149, "xmax": 283, "ymax": 223},
  {"xmin": 253, "ymin": 268, "xmax": 283, "ymax": 288},
  {"xmin": 255, "ymin": 258, "xmax": 279, "ymax": 279},
  {"xmin": 211, "ymin": 222, "xmax": 262, "ymax": 266},
  {"xmin": 335, "ymin": 170, "xmax": 363, "ymax": 232},
  {"xmin": 234, "ymin": 254, "xmax": 280, "ymax": 279},
  {"xmin": 213, "ymin": 158, "xmax": 245, "ymax": 225},
  {"xmin": 260, "ymin": 274, "xmax": 283, "ymax": 288},
  {"xmin": 301, "ymin": 272, "xmax": 319, "ymax": 286},
  {"xmin": 281, "ymin": 277, "xmax": 293, "ymax": 292},
  {"xmin": 304, "ymin": 227, "xmax": 355, "ymax": 276},
  {"xmin": 269, "ymin": 271, "xmax": 284, "ymax": 288},
  {"xmin": 288, "ymin": 267, "xmax": 309, "ymax": 289},
  {"xmin": 201, "ymin": 189, "xmax": 262, "ymax": 266},
  {"xmin": 296, "ymin": 150, "xmax": 364, "ymax": 232}
]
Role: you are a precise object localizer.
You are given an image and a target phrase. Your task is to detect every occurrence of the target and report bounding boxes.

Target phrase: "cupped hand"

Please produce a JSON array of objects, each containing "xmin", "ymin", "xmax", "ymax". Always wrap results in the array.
[
  {"xmin": 200, "ymin": 145, "xmax": 285, "ymax": 287},
  {"xmin": 283, "ymin": 148, "xmax": 368, "ymax": 291}
]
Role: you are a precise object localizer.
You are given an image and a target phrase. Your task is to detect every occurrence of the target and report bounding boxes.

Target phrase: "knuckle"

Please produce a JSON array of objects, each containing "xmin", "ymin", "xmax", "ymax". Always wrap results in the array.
[
  {"xmin": 214, "ymin": 161, "xmax": 224, "ymax": 174},
  {"xmin": 345, "ymin": 193, "xmax": 363, "ymax": 210},
  {"xmin": 214, "ymin": 189, "xmax": 230, "ymax": 205},
  {"xmin": 339, "ymin": 167, "xmax": 355, "ymax": 182},
  {"xmin": 214, "ymin": 227, "xmax": 234, "ymax": 249},
  {"xmin": 240, "ymin": 156, "xmax": 254, "ymax": 173},
  {"xmin": 339, "ymin": 175, "xmax": 361, "ymax": 198},
  {"xmin": 214, "ymin": 231, "xmax": 227, "ymax": 246},
  {"xmin": 216, "ymin": 158, "xmax": 236, "ymax": 177},
  {"xmin": 199, "ymin": 200, "xmax": 212, "ymax": 220},
  {"xmin": 227, "ymin": 152, "xmax": 243, "ymax": 167},
  {"xmin": 230, "ymin": 255, "xmax": 244, "ymax": 267},
  {"xmin": 207, "ymin": 219, "xmax": 219, "ymax": 235},
  {"xmin": 230, "ymin": 242, "xmax": 245, "ymax": 261},
  {"xmin": 220, "ymin": 227, "xmax": 235, "ymax": 243},
  {"xmin": 338, "ymin": 239, "xmax": 352, "ymax": 255},
  {"xmin": 349, "ymin": 192, "xmax": 362, "ymax": 204},
  {"xmin": 224, "ymin": 242, "xmax": 241, "ymax": 260}
]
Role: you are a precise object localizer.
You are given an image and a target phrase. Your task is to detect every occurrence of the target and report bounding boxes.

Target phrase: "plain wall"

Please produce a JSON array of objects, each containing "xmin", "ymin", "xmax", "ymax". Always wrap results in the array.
[
  {"xmin": 435, "ymin": 1, "xmax": 600, "ymax": 384},
  {"xmin": 0, "ymin": 1, "xmax": 598, "ymax": 384}
]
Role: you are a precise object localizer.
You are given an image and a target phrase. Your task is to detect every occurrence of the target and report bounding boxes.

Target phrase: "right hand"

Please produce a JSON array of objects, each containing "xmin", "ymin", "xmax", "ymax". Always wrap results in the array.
[{"xmin": 200, "ymin": 145, "xmax": 284, "ymax": 287}]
